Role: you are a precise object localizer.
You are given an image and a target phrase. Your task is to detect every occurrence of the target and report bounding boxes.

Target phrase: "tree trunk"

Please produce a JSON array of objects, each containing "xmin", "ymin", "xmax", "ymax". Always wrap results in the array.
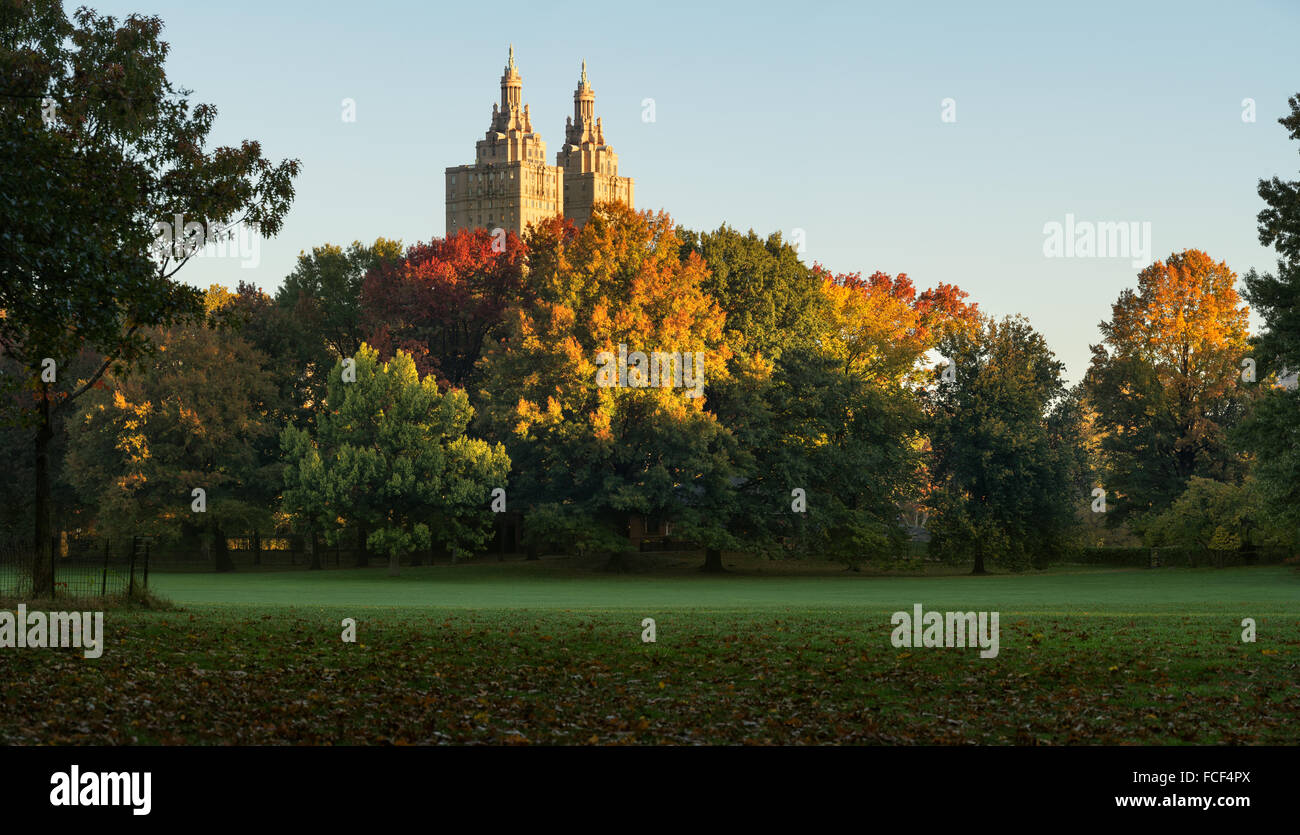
[
  {"xmin": 307, "ymin": 531, "xmax": 322, "ymax": 571},
  {"xmin": 387, "ymin": 551, "xmax": 400, "ymax": 577},
  {"xmin": 702, "ymin": 547, "xmax": 725, "ymax": 573},
  {"xmin": 356, "ymin": 522, "xmax": 369, "ymax": 567},
  {"xmin": 526, "ymin": 544, "xmax": 539, "ymax": 561},
  {"xmin": 971, "ymin": 543, "xmax": 987, "ymax": 575},
  {"xmin": 252, "ymin": 530, "xmax": 261, "ymax": 567},
  {"xmin": 32, "ymin": 389, "xmax": 55, "ymax": 597},
  {"xmin": 213, "ymin": 525, "xmax": 235, "ymax": 573}
]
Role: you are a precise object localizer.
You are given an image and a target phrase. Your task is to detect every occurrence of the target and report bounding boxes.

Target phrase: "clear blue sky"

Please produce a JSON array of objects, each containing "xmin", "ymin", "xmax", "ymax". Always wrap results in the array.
[{"xmin": 83, "ymin": 0, "xmax": 1300, "ymax": 383}]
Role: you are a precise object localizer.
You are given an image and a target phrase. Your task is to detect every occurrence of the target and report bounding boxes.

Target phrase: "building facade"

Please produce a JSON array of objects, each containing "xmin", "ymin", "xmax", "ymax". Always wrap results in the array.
[{"xmin": 445, "ymin": 48, "xmax": 632, "ymax": 237}]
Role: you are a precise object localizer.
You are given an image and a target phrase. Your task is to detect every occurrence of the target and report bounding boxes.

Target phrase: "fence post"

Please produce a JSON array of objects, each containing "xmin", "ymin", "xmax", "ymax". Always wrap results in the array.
[
  {"xmin": 101, "ymin": 540, "xmax": 109, "ymax": 597},
  {"xmin": 128, "ymin": 536, "xmax": 136, "ymax": 596},
  {"xmin": 49, "ymin": 534, "xmax": 58, "ymax": 599}
]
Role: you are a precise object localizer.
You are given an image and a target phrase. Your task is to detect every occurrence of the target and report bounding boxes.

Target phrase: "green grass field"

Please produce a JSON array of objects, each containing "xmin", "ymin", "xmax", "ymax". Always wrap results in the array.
[
  {"xmin": 147, "ymin": 557, "xmax": 1300, "ymax": 610},
  {"xmin": 2, "ymin": 556, "xmax": 1296, "ymax": 745}
]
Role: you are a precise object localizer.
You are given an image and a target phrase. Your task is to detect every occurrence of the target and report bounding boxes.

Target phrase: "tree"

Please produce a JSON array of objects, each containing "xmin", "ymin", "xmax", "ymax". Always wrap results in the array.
[
  {"xmin": 277, "ymin": 239, "xmax": 403, "ymax": 359},
  {"xmin": 744, "ymin": 349, "xmax": 917, "ymax": 567},
  {"xmin": 1247, "ymin": 92, "xmax": 1300, "ymax": 369},
  {"xmin": 65, "ymin": 288, "xmax": 279, "ymax": 569},
  {"xmin": 676, "ymin": 225, "xmax": 825, "ymax": 360},
  {"xmin": 226, "ymin": 281, "xmax": 336, "ymax": 432},
  {"xmin": 818, "ymin": 268, "xmax": 980, "ymax": 386},
  {"xmin": 281, "ymin": 345, "xmax": 510, "ymax": 576},
  {"xmin": 360, "ymin": 228, "xmax": 527, "ymax": 393},
  {"xmin": 1238, "ymin": 93, "xmax": 1300, "ymax": 551},
  {"xmin": 478, "ymin": 204, "xmax": 739, "ymax": 570},
  {"xmin": 0, "ymin": 351, "xmax": 97, "ymax": 540},
  {"xmin": 1084, "ymin": 250, "xmax": 1252, "ymax": 528},
  {"xmin": 1143, "ymin": 477, "xmax": 1264, "ymax": 556},
  {"xmin": 714, "ymin": 261, "xmax": 980, "ymax": 567},
  {"xmin": 928, "ymin": 316, "xmax": 1078, "ymax": 573},
  {"xmin": 0, "ymin": 3, "xmax": 298, "ymax": 593}
]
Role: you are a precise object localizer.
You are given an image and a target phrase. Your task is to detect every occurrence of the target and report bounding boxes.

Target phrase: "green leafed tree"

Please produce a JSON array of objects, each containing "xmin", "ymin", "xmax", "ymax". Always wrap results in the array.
[
  {"xmin": 0, "ymin": 2, "xmax": 298, "ymax": 592},
  {"xmin": 276, "ymin": 239, "xmax": 404, "ymax": 359},
  {"xmin": 711, "ymin": 262, "xmax": 980, "ymax": 568},
  {"xmin": 1237, "ymin": 93, "xmax": 1300, "ymax": 553},
  {"xmin": 676, "ymin": 225, "xmax": 825, "ymax": 361},
  {"xmin": 1143, "ymin": 476, "xmax": 1270, "ymax": 556},
  {"xmin": 927, "ymin": 315, "xmax": 1081, "ymax": 573},
  {"xmin": 281, "ymin": 345, "xmax": 510, "ymax": 576}
]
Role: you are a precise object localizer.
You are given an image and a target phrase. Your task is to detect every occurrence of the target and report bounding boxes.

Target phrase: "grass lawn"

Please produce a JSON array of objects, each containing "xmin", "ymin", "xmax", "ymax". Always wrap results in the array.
[
  {"xmin": 2, "ymin": 557, "xmax": 1296, "ymax": 745},
  {"xmin": 146, "ymin": 556, "xmax": 1300, "ymax": 611}
]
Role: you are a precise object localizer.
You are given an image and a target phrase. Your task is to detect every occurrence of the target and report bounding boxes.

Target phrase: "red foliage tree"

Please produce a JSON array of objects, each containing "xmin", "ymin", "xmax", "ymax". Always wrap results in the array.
[{"xmin": 360, "ymin": 228, "xmax": 530, "ymax": 391}]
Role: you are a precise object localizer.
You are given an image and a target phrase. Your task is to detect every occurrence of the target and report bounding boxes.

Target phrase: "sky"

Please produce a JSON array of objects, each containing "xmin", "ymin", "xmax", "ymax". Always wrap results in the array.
[{"xmin": 80, "ymin": 0, "xmax": 1300, "ymax": 384}]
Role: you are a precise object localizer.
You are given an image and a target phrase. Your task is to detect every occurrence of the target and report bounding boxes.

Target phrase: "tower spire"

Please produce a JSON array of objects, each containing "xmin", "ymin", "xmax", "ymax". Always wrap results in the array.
[
  {"xmin": 496, "ymin": 44, "xmax": 523, "ymax": 132},
  {"xmin": 568, "ymin": 59, "xmax": 595, "ymax": 144}
]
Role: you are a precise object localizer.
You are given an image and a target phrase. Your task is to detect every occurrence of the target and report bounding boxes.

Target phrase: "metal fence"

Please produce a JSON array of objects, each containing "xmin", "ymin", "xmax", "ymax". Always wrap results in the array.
[{"xmin": 0, "ymin": 537, "xmax": 150, "ymax": 599}]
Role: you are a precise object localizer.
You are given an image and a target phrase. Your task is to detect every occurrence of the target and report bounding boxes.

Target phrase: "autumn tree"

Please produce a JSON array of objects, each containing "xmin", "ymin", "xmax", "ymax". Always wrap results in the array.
[
  {"xmin": 281, "ymin": 346, "xmax": 510, "ymax": 576},
  {"xmin": 1084, "ymin": 250, "xmax": 1252, "ymax": 527},
  {"xmin": 360, "ymin": 228, "xmax": 528, "ymax": 393},
  {"xmin": 0, "ymin": 2, "xmax": 298, "ymax": 592},
  {"xmin": 478, "ymin": 205, "xmax": 739, "ymax": 570},
  {"xmin": 65, "ymin": 288, "xmax": 279, "ymax": 570},
  {"xmin": 818, "ymin": 268, "xmax": 980, "ymax": 386},
  {"xmin": 928, "ymin": 315, "xmax": 1079, "ymax": 573}
]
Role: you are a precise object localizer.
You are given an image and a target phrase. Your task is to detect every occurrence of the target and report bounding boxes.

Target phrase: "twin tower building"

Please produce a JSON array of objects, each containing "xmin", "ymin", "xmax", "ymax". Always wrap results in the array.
[{"xmin": 445, "ymin": 47, "xmax": 634, "ymax": 237}]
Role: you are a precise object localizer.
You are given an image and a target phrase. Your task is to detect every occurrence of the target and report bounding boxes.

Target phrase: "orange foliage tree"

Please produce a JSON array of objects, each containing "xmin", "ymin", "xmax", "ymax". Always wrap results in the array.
[
  {"xmin": 1085, "ymin": 249, "xmax": 1254, "ymax": 524},
  {"xmin": 477, "ymin": 204, "xmax": 738, "ymax": 567}
]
